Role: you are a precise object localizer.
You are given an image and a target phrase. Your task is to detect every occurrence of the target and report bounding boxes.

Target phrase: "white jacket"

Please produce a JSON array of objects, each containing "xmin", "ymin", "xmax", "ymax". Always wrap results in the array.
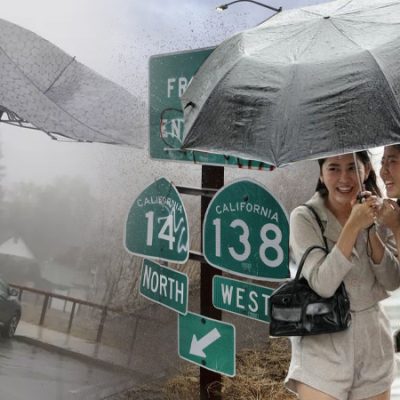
[{"xmin": 290, "ymin": 192, "xmax": 400, "ymax": 311}]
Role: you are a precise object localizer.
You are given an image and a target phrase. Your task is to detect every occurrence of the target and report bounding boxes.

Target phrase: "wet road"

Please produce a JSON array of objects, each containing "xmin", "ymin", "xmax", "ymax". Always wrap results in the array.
[{"xmin": 0, "ymin": 339, "xmax": 133, "ymax": 400}]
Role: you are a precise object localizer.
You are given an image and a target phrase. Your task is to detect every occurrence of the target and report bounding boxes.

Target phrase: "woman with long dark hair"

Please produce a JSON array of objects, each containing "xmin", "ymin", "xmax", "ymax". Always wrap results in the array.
[
  {"xmin": 378, "ymin": 145, "xmax": 400, "ymax": 256},
  {"xmin": 285, "ymin": 151, "xmax": 400, "ymax": 400}
]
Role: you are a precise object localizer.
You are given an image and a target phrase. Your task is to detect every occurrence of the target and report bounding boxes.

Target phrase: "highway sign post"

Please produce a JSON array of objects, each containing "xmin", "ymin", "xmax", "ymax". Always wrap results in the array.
[
  {"xmin": 145, "ymin": 47, "xmax": 290, "ymax": 400},
  {"xmin": 203, "ymin": 179, "xmax": 290, "ymax": 280},
  {"xmin": 149, "ymin": 48, "xmax": 272, "ymax": 170},
  {"xmin": 212, "ymin": 276, "xmax": 274, "ymax": 323},
  {"xmin": 178, "ymin": 311, "xmax": 235, "ymax": 377},
  {"xmin": 140, "ymin": 259, "xmax": 188, "ymax": 315},
  {"xmin": 125, "ymin": 177, "xmax": 189, "ymax": 263}
]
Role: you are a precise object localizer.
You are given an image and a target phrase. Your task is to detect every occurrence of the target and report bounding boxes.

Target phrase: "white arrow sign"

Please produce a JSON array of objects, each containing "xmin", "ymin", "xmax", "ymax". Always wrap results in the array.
[{"xmin": 189, "ymin": 328, "xmax": 221, "ymax": 357}]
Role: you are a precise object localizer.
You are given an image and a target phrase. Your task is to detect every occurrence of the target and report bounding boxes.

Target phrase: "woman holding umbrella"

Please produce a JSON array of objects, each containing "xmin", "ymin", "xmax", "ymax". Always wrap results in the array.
[
  {"xmin": 287, "ymin": 151, "xmax": 400, "ymax": 400},
  {"xmin": 378, "ymin": 145, "xmax": 400, "ymax": 257}
]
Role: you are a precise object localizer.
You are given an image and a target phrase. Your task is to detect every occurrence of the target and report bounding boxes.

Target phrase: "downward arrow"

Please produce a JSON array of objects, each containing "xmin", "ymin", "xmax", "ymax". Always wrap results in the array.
[{"xmin": 190, "ymin": 328, "xmax": 221, "ymax": 357}]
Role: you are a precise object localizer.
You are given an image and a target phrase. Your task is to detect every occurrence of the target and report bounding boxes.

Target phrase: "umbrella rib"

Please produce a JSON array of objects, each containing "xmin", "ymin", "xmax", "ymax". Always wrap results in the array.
[
  {"xmin": 337, "ymin": 17, "xmax": 400, "ymax": 27},
  {"xmin": 334, "ymin": 0, "xmax": 354, "ymax": 13},
  {"xmin": 329, "ymin": 20, "xmax": 400, "ymax": 118},
  {"xmin": 34, "ymin": 94, "xmax": 132, "ymax": 145},
  {"xmin": 243, "ymin": 20, "xmax": 317, "ymax": 58},
  {"xmin": 43, "ymin": 56, "xmax": 76, "ymax": 94},
  {"xmin": 0, "ymin": 43, "xmax": 47, "ymax": 94},
  {"xmin": 300, "ymin": 9, "xmax": 325, "ymax": 17},
  {"xmin": 338, "ymin": 1, "xmax": 400, "ymax": 16},
  {"xmin": 0, "ymin": 45, "xmax": 131, "ymax": 144}
]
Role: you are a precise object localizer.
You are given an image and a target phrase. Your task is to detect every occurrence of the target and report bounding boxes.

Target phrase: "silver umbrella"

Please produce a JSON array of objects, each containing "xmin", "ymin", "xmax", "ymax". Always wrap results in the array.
[
  {"xmin": 181, "ymin": 0, "xmax": 400, "ymax": 167},
  {"xmin": 0, "ymin": 17, "xmax": 144, "ymax": 147}
]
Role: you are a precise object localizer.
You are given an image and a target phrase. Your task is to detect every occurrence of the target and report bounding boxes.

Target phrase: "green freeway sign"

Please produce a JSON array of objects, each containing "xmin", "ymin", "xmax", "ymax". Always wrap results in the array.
[
  {"xmin": 125, "ymin": 177, "xmax": 189, "ymax": 263},
  {"xmin": 203, "ymin": 179, "xmax": 290, "ymax": 280},
  {"xmin": 149, "ymin": 48, "xmax": 273, "ymax": 171},
  {"xmin": 140, "ymin": 259, "xmax": 188, "ymax": 315},
  {"xmin": 213, "ymin": 276, "xmax": 274, "ymax": 323},
  {"xmin": 178, "ymin": 312, "xmax": 235, "ymax": 377}
]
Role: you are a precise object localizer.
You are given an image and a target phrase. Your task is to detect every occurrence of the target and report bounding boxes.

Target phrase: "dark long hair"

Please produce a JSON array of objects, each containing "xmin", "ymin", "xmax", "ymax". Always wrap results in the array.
[{"xmin": 315, "ymin": 151, "xmax": 381, "ymax": 197}]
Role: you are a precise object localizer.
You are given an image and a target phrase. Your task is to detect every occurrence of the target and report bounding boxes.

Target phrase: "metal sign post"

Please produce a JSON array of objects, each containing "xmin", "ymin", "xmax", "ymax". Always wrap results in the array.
[
  {"xmin": 200, "ymin": 165, "xmax": 224, "ymax": 399},
  {"xmin": 146, "ymin": 48, "xmax": 289, "ymax": 399}
]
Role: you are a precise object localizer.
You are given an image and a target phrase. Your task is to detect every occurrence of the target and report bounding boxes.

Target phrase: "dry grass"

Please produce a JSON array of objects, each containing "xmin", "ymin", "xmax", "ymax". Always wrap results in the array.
[
  {"xmin": 162, "ymin": 337, "xmax": 296, "ymax": 400},
  {"xmin": 103, "ymin": 338, "xmax": 296, "ymax": 400}
]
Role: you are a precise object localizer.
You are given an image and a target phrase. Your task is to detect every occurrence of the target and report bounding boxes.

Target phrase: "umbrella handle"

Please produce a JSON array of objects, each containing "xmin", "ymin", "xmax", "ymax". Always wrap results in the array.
[{"xmin": 356, "ymin": 192, "xmax": 367, "ymax": 203}]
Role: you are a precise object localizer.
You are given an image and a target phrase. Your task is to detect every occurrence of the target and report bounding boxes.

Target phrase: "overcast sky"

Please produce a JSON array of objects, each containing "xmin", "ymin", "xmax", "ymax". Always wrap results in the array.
[{"xmin": 0, "ymin": 0, "xmax": 337, "ymax": 192}]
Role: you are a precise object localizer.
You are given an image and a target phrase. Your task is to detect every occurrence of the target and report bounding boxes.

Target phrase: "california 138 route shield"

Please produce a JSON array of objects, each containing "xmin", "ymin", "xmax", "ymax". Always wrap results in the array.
[
  {"xmin": 203, "ymin": 179, "xmax": 289, "ymax": 280},
  {"xmin": 125, "ymin": 177, "xmax": 189, "ymax": 263}
]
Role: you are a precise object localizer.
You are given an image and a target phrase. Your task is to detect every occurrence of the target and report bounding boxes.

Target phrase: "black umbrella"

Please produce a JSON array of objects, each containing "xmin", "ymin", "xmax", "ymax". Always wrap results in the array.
[{"xmin": 181, "ymin": 0, "xmax": 400, "ymax": 167}]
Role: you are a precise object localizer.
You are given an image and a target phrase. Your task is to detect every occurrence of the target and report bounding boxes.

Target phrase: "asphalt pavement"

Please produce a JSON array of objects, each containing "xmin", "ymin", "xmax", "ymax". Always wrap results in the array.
[{"xmin": 0, "ymin": 337, "xmax": 137, "ymax": 400}]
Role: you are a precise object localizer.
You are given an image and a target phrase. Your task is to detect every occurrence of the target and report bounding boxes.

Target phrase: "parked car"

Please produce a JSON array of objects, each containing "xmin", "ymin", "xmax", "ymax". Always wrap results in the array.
[{"xmin": 0, "ymin": 277, "xmax": 21, "ymax": 338}]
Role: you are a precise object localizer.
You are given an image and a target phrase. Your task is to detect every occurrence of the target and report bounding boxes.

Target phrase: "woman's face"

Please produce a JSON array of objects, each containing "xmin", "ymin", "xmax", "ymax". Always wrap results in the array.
[
  {"xmin": 320, "ymin": 154, "xmax": 369, "ymax": 208},
  {"xmin": 380, "ymin": 145, "xmax": 400, "ymax": 198}
]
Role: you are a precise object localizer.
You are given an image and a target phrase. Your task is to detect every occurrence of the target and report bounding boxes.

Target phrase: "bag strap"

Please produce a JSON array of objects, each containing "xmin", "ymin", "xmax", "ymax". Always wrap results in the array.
[
  {"xmin": 294, "ymin": 245, "xmax": 328, "ymax": 281},
  {"xmin": 301, "ymin": 204, "xmax": 328, "ymax": 250},
  {"xmin": 293, "ymin": 204, "xmax": 329, "ymax": 282}
]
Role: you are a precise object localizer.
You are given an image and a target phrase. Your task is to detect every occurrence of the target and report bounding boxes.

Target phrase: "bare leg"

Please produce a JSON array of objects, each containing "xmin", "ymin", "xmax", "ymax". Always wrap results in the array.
[
  {"xmin": 297, "ymin": 382, "xmax": 338, "ymax": 400},
  {"xmin": 362, "ymin": 390, "xmax": 390, "ymax": 400}
]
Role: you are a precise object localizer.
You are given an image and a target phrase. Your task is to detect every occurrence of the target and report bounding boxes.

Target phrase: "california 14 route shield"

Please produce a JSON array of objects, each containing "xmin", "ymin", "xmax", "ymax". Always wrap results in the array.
[{"xmin": 125, "ymin": 177, "xmax": 189, "ymax": 263}]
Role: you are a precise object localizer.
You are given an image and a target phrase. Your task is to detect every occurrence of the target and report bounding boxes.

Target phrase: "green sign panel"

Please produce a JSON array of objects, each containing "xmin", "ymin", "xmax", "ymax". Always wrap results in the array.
[
  {"xmin": 213, "ymin": 276, "xmax": 274, "ymax": 323},
  {"xmin": 149, "ymin": 48, "xmax": 273, "ymax": 170},
  {"xmin": 125, "ymin": 177, "xmax": 189, "ymax": 263},
  {"xmin": 204, "ymin": 179, "xmax": 289, "ymax": 280},
  {"xmin": 178, "ymin": 312, "xmax": 235, "ymax": 377},
  {"xmin": 140, "ymin": 259, "xmax": 188, "ymax": 315}
]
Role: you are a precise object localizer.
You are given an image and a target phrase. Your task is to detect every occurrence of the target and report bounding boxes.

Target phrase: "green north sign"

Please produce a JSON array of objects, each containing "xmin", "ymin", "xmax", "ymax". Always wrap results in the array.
[
  {"xmin": 125, "ymin": 177, "xmax": 189, "ymax": 263},
  {"xmin": 149, "ymin": 48, "xmax": 272, "ymax": 170},
  {"xmin": 178, "ymin": 312, "xmax": 236, "ymax": 377},
  {"xmin": 213, "ymin": 276, "xmax": 274, "ymax": 323},
  {"xmin": 140, "ymin": 259, "xmax": 188, "ymax": 315},
  {"xmin": 203, "ymin": 179, "xmax": 290, "ymax": 280}
]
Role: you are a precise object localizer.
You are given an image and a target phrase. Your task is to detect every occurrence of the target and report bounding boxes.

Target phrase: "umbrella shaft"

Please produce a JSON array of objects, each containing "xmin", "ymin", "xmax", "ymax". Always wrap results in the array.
[{"xmin": 352, "ymin": 152, "xmax": 364, "ymax": 194}]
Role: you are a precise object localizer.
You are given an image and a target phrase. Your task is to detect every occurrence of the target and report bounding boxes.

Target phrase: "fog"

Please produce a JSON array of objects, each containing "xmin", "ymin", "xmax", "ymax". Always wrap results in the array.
[
  {"xmin": 0, "ymin": 0, "xmax": 327, "ymax": 190},
  {"xmin": 0, "ymin": 0, "xmax": 387, "ymax": 309},
  {"xmin": 0, "ymin": 1, "xmax": 392, "ymax": 392}
]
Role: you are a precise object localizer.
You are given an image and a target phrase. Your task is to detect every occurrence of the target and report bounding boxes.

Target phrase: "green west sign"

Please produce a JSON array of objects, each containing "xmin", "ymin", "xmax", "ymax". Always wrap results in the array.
[
  {"xmin": 149, "ymin": 48, "xmax": 272, "ymax": 170},
  {"xmin": 125, "ymin": 177, "xmax": 189, "ymax": 263},
  {"xmin": 213, "ymin": 276, "xmax": 274, "ymax": 323},
  {"xmin": 140, "ymin": 259, "xmax": 188, "ymax": 315},
  {"xmin": 203, "ymin": 179, "xmax": 290, "ymax": 280},
  {"xmin": 178, "ymin": 312, "xmax": 235, "ymax": 377}
]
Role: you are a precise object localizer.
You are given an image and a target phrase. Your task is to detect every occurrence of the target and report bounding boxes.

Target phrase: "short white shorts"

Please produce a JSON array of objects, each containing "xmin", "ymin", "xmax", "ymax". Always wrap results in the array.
[{"xmin": 285, "ymin": 304, "xmax": 395, "ymax": 400}]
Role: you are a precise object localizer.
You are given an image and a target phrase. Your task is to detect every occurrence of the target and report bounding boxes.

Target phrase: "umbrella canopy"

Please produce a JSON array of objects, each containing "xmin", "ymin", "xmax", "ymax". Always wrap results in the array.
[
  {"xmin": 0, "ymin": 18, "xmax": 144, "ymax": 147},
  {"xmin": 181, "ymin": 0, "xmax": 400, "ymax": 167}
]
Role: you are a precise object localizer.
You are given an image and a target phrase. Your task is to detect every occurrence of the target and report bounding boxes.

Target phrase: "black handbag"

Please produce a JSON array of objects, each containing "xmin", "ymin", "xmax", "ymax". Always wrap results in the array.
[{"xmin": 268, "ymin": 204, "xmax": 351, "ymax": 336}]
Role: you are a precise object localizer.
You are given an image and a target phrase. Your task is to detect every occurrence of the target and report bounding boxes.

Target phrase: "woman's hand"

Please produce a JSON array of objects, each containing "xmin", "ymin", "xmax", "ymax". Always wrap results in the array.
[
  {"xmin": 348, "ymin": 192, "xmax": 379, "ymax": 231},
  {"xmin": 377, "ymin": 199, "xmax": 400, "ymax": 234},
  {"xmin": 337, "ymin": 192, "xmax": 379, "ymax": 260}
]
